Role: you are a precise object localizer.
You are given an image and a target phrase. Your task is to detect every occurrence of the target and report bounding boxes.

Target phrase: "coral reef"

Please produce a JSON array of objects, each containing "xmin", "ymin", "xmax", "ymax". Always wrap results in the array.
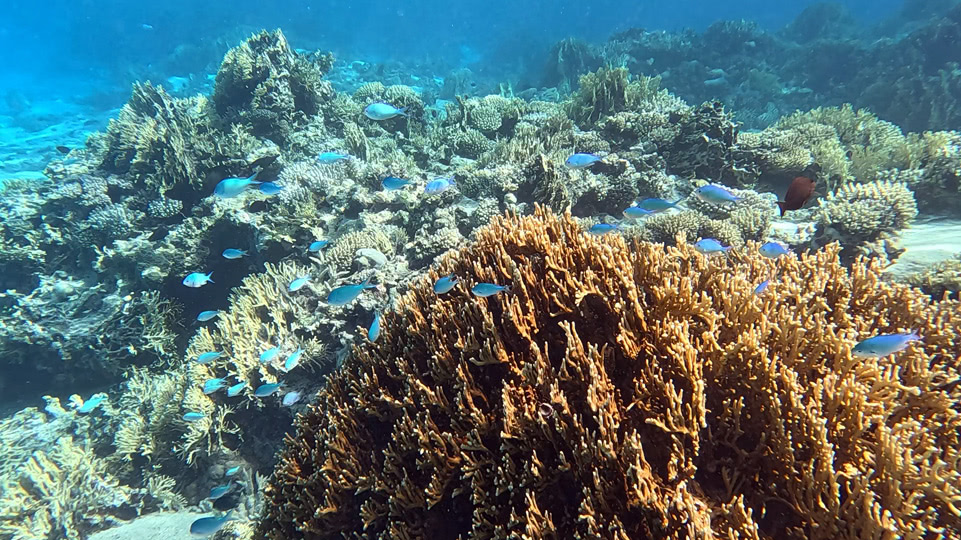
[
  {"xmin": 905, "ymin": 253, "xmax": 961, "ymax": 300},
  {"xmin": 0, "ymin": 405, "xmax": 184, "ymax": 540},
  {"xmin": 258, "ymin": 207, "xmax": 961, "ymax": 539},
  {"xmin": 213, "ymin": 29, "xmax": 334, "ymax": 145},
  {"xmin": 815, "ymin": 180, "xmax": 918, "ymax": 261}
]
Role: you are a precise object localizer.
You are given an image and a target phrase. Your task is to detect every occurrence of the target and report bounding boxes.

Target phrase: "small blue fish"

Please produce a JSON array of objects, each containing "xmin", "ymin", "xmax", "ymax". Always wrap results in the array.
[
  {"xmin": 282, "ymin": 391, "xmax": 302, "ymax": 407},
  {"xmin": 758, "ymin": 242, "xmax": 791, "ymax": 259},
  {"xmin": 317, "ymin": 151, "xmax": 350, "ymax": 163},
  {"xmin": 182, "ymin": 272, "xmax": 213, "ymax": 288},
  {"xmin": 434, "ymin": 274, "xmax": 458, "ymax": 294},
  {"xmin": 308, "ymin": 240, "xmax": 329, "ymax": 252},
  {"xmin": 208, "ymin": 482, "xmax": 232, "ymax": 500},
  {"xmin": 226, "ymin": 382, "xmax": 246, "ymax": 397},
  {"xmin": 636, "ymin": 198, "xmax": 681, "ymax": 213},
  {"xmin": 203, "ymin": 378, "xmax": 227, "ymax": 395},
  {"xmin": 589, "ymin": 223, "xmax": 621, "ymax": 235},
  {"xmin": 565, "ymin": 153, "xmax": 601, "ymax": 168},
  {"xmin": 694, "ymin": 238, "xmax": 731, "ymax": 255},
  {"xmin": 289, "ymin": 276, "xmax": 310, "ymax": 292},
  {"xmin": 182, "ymin": 412, "xmax": 205, "ymax": 422},
  {"xmin": 189, "ymin": 511, "xmax": 234, "ymax": 536},
  {"xmin": 214, "ymin": 171, "xmax": 261, "ymax": 198},
  {"xmin": 225, "ymin": 466, "xmax": 242, "ymax": 477},
  {"xmin": 368, "ymin": 312, "xmax": 381, "ymax": 342},
  {"xmin": 364, "ymin": 102, "xmax": 407, "ymax": 120},
  {"xmin": 472, "ymin": 283, "xmax": 510, "ymax": 297},
  {"xmin": 424, "ymin": 178, "xmax": 455, "ymax": 194},
  {"xmin": 852, "ymin": 332, "xmax": 921, "ymax": 358},
  {"xmin": 260, "ymin": 346, "xmax": 281, "ymax": 364},
  {"xmin": 382, "ymin": 176, "xmax": 413, "ymax": 190},
  {"xmin": 284, "ymin": 348, "xmax": 304, "ymax": 371},
  {"xmin": 75, "ymin": 393, "xmax": 107, "ymax": 414},
  {"xmin": 222, "ymin": 248, "xmax": 247, "ymax": 259},
  {"xmin": 623, "ymin": 206, "xmax": 653, "ymax": 220},
  {"xmin": 196, "ymin": 351, "xmax": 223, "ymax": 364},
  {"xmin": 327, "ymin": 277, "xmax": 376, "ymax": 306},
  {"xmin": 258, "ymin": 182, "xmax": 284, "ymax": 195},
  {"xmin": 196, "ymin": 310, "xmax": 220, "ymax": 322},
  {"xmin": 254, "ymin": 383, "xmax": 282, "ymax": 397},
  {"xmin": 754, "ymin": 280, "xmax": 771, "ymax": 295},
  {"xmin": 694, "ymin": 185, "xmax": 742, "ymax": 205}
]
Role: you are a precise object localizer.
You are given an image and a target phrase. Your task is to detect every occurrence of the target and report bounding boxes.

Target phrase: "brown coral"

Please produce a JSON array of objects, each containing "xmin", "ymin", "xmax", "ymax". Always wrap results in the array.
[{"xmin": 258, "ymin": 207, "xmax": 961, "ymax": 539}]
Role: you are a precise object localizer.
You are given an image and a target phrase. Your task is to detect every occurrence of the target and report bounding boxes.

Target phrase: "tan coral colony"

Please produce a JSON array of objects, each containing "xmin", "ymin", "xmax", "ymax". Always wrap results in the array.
[{"xmin": 258, "ymin": 206, "xmax": 960, "ymax": 540}]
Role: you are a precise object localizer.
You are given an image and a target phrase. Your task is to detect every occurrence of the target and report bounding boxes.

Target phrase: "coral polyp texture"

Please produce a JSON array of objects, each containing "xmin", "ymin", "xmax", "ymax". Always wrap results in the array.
[{"xmin": 257, "ymin": 207, "xmax": 961, "ymax": 539}]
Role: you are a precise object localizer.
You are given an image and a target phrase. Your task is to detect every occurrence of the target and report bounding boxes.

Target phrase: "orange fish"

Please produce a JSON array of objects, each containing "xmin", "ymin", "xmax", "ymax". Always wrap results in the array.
[{"xmin": 777, "ymin": 176, "xmax": 816, "ymax": 216}]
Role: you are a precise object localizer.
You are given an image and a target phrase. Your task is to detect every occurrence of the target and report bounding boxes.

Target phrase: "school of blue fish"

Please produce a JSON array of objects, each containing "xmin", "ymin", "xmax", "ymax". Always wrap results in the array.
[{"xmin": 182, "ymin": 142, "xmax": 924, "ymax": 535}]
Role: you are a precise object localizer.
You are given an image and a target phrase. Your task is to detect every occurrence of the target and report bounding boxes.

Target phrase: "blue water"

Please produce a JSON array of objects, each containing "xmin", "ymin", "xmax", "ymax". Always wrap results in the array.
[{"xmin": 0, "ymin": 0, "xmax": 904, "ymax": 179}]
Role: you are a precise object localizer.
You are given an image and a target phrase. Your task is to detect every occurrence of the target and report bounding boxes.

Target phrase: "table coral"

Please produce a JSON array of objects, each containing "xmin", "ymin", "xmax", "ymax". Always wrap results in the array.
[{"xmin": 257, "ymin": 206, "xmax": 961, "ymax": 539}]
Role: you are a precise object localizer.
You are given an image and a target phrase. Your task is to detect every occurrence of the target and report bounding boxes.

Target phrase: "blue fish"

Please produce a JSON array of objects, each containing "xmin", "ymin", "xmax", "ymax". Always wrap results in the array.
[
  {"xmin": 282, "ymin": 390, "xmax": 302, "ymax": 406},
  {"xmin": 589, "ymin": 223, "xmax": 621, "ymax": 235},
  {"xmin": 196, "ymin": 351, "xmax": 223, "ymax": 364},
  {"xmin": 208, "ymin": 482, "xmax": 232, "ymax": 500},
  {"xmin": 434, "ymin": 274, "xmax": 458, "ymax": 294},
  {"xmin": 565, "ymin": 153, "xmax": 601, "ymax": 168},
  {"xmin": 424, "ymin": 178, "xmax": 455, "ymax": 194},
  {"xmin": 260, "ymin": 347, "xmax": 281, "ymax": 364},
  {"xmin": 364, "ymin": 102, "xmax": 407, "ymax": 120},
  {"xmin": 623, "ymin": 206, "xmax": 653, "ymax": 220},
  {"xmin": 308, "ymin": 240, "xmax": 329, "ymax": 252},
  {"xmin": 317, "ymin": 151, "xmax": 350, "ymax": 163},
  {"xmin": 182, "ymin": 272, "xmax": 213, "ymax": 288},
  {"xmin": 258, "ymin": 182, "xmax": 284, "ymax": 195},
  {"xmin": 382, "ymin": 176, "xmax": 413, "ymax": 190},
  {"xmin": 472, "ymin": 283, "xmax": 510, "ymax": 297},
  {"xmin": 225, "ymin": 466, "xmax": 242, "ymax": 477},
  {"xmin": 754, "ymin": 280, "xmax": 771, "ymax": 295},
  {"xmin": 284, "ymin": 348, "xmax": 304, "ymax": 371},
  {"xmin": 182, "ymin": 412, "xmax": 205, "ymax": 422},
  {"xmin": 694, "ymin": 238, "xmax": 731, "ymax": 255},
  {"xmin": 254, "ymin": 383, "xmax": 282, "ymax": 397},
  {"xmin": 694, "ymin": 185, "xmax": 742, "ymax": 205},
  {"xmin": 758, "ymin": 242, "xmax": 791, "ymax": 259},
  {"xmin": 852, "ymin": 332, "xmax": 921, "ymax": 358},
  {"xmin": 222, "ymin": 248, "xmax": 247, "ymax": 259},
  {"xmin": 368, "ymin": 312, "xmax": 381, "ymax": 342},
  {"xmin": 189, "ymin": 511, "xmax": 234, "ymax": 536},
  {"xmin": 327, "ymin": 277, "xmax": 376, "ymax": 306},
  {"xmin": 203, "ymin": 378, "xmax": 227, "ymax": 395},
  {"xmin": 289, "ymin": 276, "xmax": 310, "ymax": 292},
  {"xmin": 75, "ymin": 393, "xmax": 107, "ymax": 414},
  {"xmin": 214, "ymin": 171, "xmax": 261, "ymax": 198},
  {"xmin": 196, "ymin": 310, "xmax": 220, "ymax": 322},
  {"xmin": 226, "ymin": 381, "xmax": 246, "ymax": 397},
  {"xmin": 636, "ymin": 198, "xmax": 681, "ymax": 213}
]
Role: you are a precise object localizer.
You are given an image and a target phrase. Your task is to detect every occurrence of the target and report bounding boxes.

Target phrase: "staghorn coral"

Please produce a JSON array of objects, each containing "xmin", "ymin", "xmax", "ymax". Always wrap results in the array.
[{"xmin": 257, "ymin": 207, "xmax": 961, "ymax": 539}]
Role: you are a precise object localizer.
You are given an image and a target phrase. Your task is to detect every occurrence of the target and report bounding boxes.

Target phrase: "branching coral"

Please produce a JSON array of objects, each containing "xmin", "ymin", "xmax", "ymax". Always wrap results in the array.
[
  {"xmin": 815, "ymin": 179, "xmax": 918, "ymax": 260},
  {"xmin": 905, "ymin": 253, "xmax": 961, "ymax": 300},
  {"xmin": 258, "ymin": 206, "xmax": 961, "ymax": 539}
]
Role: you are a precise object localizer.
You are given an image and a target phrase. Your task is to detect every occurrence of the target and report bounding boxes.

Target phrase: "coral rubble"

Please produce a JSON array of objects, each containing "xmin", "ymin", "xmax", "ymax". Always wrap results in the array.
[{"xmin": 258, "ymin": 207, "xmax": 961, "ymax": 539}]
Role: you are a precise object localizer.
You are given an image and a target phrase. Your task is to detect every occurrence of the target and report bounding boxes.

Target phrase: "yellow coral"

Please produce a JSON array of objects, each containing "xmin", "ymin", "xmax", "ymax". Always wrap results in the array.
[{"xmin": 257, "ymin": 206, "xmax": 961, "ymax": 538}]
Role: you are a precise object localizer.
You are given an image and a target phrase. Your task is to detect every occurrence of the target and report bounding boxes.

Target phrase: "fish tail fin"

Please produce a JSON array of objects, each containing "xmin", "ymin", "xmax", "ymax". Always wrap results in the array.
[
  {"xmin": 776, "ymin": 201, "xmax": 786, "ymax": 216},
  {"xmin": 249, "ymin": 170, "xmax": 262, "ymax": 184},
  {"xmin": 362, "ymin": 276, "xmax": 377, "ymax": 289},
  {"xmin": 224, "ymin": 509, "xmax": 234, "ymax": 521},
  {"xmin": 671, "ymin": 198, "xmax": 683, "ymax": 205},
  {"xmin": 207, "ymin": 272, "xmax": 214, "ymax": 283},
  {"xmin": 398, "ymin": 107, "xmax": 408, "ymax": 116}
]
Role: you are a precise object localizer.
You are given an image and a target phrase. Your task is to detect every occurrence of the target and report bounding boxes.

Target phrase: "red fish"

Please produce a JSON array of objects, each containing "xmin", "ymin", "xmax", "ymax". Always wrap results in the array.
[{"xmin": 777, "ymin": 176, "xmax": 816, "ymax": 216}]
